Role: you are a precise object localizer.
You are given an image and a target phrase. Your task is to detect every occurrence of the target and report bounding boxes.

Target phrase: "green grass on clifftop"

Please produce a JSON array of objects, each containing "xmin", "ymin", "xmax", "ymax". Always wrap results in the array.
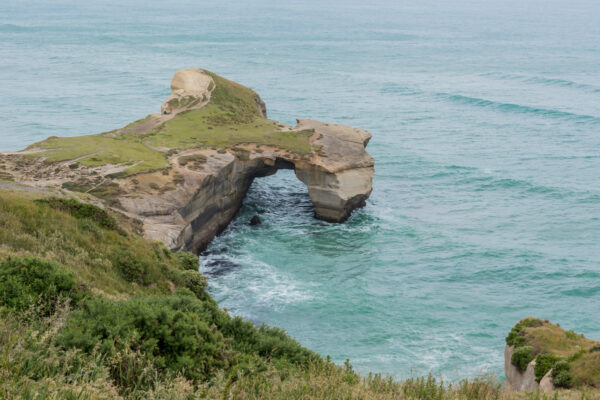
[
  {"xmin": 24, "ymin": 70, "xmax": 313, "ymax": 177},
  {"xmin": 143, "ymin": 72, "xmax": 313, "ymax": 153},
  {"xmin": 29, "ymin": 131, "xmax": 170, "ymax": 176},
  {"xmin": 0, "ymin": 190, "xmax": 318, "ymax": 398},
  {"xmin": 506, "ymin": 317, "xmax": 600, "ymax": 389}
]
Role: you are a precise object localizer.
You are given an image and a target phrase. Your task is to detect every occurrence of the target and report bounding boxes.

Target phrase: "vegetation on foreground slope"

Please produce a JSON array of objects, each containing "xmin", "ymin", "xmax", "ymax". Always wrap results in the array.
[{"xmin": 1, "ymin": 190, "xmax": 600, "ymax": 399}]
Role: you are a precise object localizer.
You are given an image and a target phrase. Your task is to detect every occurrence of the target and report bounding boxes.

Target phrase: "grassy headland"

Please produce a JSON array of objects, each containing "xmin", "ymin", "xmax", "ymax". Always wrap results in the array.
[
  {"xmin": 24, "ymin": 71, "xmax": 313, "ymax": 177},
  {"xmin": 507, "ymin": 317, "xmax": 600, "ymax": 389}
]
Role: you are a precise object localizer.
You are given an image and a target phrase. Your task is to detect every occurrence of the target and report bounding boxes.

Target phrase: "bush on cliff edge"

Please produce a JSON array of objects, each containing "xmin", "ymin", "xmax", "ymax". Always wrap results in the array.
[
  {"xmin": 534, "ymin": 353, "xmax": 562, "ymax": 382},
  {"xmin": 512, "ymin": 346, "xmax": 535, "ymax": 372}
]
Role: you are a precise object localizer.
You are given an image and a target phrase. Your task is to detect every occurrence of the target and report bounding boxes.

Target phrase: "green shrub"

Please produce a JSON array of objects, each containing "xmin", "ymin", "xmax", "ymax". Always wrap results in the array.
[
  {"xmin": 505, "ymin": 318, "xmax": 543, "ymax": 348},
  {"xmin": 505, "ymin": 325, "xmax": 526, "ymax": 347},
  {"xmin": 180, "ymin": 270, "xmax": 207, "ymax": 298},
  {"xmin": 221, "ymin": 316, "xmax": 318, "ymax": 365},
  {"xmin": 169, "ymin": 269, "xmax": 208, "ymax": 299},
  {"xmin": 58, "ymin": 290, "xmax": 228, "ymax": 382},
  {"xmin": 35, "ymin": 197, "xmax": 116, "ymax": 230},
  {"xmin": 534, "ymin": 353, "xmax": 562, "ymax": 382},
  {"xmin": 553, "ymin": 371, "xmax": 573, "ymax": 388},
  {"xmin": 567, "ymin": 349, "xmax": 587, "ymax": 362},
  {"xmin": 512, "ymin": 346, "xmax": 535, "ymax": 372},
  {"xmin": 0, "ymin": 256, "xmax": 82, "ymax": 315},
  {"xmin": 111, "ymin": 249, "xmax": 165, "ymax": 286},
  {"xmin": 343, "ymin": 358, "xmax": 360, "ymax": 384},
  {"xmin": 506, "ymin": 323, "xmax": 526, "ymax": 347},
  {"xmin": 552, "ymin": 360, "xmax": 573, "ymax": 388},
  {"xmin": 174, "ymin": 251, "xmax": 198, "ymax": 271},
  {"xmin": 553, "ymin": 360, "xmax": 570, "ymax": 374},
  {"xmin": 57, "ymin": 286, "xmax": 318, "ymax": 385},
  {"xmin": 113, "ymin": 250, "xmax": 147, "ymax": 283}
]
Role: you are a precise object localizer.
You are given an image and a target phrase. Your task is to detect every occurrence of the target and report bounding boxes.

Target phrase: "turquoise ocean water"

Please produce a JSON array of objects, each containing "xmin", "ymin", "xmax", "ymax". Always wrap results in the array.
[{"xmin": 1, "ymin": 0, "xmax": 599, "ymax": 380}]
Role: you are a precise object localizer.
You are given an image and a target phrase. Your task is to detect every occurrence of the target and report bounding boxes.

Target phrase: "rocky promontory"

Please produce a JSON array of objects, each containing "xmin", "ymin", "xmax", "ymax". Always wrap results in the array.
[
  {"xmin": 505, "ymin": 317, "xmax": 600, "ymax": 393},
  {"xmin": 0, "ymin": 69, "xmax": 374, "ymax": 252}
]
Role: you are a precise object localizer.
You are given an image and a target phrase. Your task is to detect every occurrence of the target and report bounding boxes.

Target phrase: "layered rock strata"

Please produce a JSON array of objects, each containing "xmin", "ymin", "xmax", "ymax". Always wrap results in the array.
[{"xmin": 0, "ymin": 69, "xmax": 374, "ymax": 252}]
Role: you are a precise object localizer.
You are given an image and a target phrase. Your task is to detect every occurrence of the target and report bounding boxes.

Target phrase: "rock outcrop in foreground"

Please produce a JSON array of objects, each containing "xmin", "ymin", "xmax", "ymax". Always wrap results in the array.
[
  {"xmin": 505, "ymin": 317, "xmax": 600, "ymax": 393},
  {"xmin": 0, "ymin": 69, "xmax": 374, "ymax": 252}
]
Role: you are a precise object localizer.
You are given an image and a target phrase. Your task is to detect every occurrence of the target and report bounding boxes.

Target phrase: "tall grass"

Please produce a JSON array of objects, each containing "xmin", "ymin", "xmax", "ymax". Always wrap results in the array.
[
  {"xmin": 2, "ymin": 301, "xmax": 600, "ymax": 399},
  {"xmin": 1, "ymin": 192, "xmax": 599, "ymax": 399}
]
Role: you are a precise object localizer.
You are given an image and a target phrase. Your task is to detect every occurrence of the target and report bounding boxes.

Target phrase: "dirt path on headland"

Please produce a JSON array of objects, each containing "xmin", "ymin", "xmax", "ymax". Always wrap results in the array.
[{"xmin": 0, "ymin": 182, "xmax": 39, "ymax": 191}]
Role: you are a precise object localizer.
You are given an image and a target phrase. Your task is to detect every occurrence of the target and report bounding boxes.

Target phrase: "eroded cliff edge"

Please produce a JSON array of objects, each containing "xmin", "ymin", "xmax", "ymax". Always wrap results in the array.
[
  {"xmin": 504, "ymin": 317, "xmax": 600, "ymax": 393},
  {"xmin": 0, "ymin": 69, "xmax": 374, "ymax": 252}
]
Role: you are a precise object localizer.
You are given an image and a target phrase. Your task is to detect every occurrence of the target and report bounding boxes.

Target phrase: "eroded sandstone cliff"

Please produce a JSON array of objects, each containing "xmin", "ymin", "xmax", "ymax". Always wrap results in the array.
[
  {"xmin": 504, "ymin": 317, "xmax": 600, "ymax": 393},
  {"xmin": 0, "ymin": 69, "xmax": 374, "ymax": 252}
]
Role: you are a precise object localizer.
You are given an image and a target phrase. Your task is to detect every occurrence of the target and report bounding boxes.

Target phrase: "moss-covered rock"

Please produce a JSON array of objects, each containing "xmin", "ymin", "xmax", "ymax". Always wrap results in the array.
[{"xmin": 505, "ymin": 317, "xmax": 600, "ymax": 391}]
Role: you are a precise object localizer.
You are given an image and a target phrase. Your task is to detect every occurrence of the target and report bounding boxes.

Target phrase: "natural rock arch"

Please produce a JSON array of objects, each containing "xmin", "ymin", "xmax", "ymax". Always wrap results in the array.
[
  {"xmin": 149, "ymin": 135, "xmax": 374, "ymax": 253},
  {"xmin": 122, "ymin": 70, "xmax": 375, "ymax": 252},
  {"xmin": 0, "ymin": 69, "xmax": 374, "ymax": 253}
]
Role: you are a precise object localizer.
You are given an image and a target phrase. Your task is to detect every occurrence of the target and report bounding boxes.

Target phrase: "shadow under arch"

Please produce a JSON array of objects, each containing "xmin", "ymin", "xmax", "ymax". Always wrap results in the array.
[{"xmin": 181, "ymin": 153, "xmax": 370, "ymax": 253}]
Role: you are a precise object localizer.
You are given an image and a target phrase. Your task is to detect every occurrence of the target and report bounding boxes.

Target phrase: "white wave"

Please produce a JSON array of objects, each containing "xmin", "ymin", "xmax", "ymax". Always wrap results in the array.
[{"xmin": 201, "ymin": 253, "xmax": 314, "ymax": 314}]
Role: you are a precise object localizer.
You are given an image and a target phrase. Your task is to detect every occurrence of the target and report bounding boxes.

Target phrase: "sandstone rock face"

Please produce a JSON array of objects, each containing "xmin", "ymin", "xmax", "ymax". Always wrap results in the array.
[
  {"xmin": 293, "ymin": 119, "xmax": 373, "ymax": 222},
  {"xmin": 170, "ymin": 68, "xmax": 213, "ymax": 94},
  {"xmin": 2, "ymin": 69, "xmax": 374, "ymax": 253},
  {"xmin": 119, "ymin": 122, "xmax": 373, "ymax": 252},
  {"xmin": 161, "ymin": 69, "xmax": 214, "ymax": 115},
  {"xmin": 539, "ymin": 370, "xmax": 555, "ymax": 393},
  {"xmin": 134, "ymin": 74, "xmax": 373, "ymax": 250},
  {"xmin": 504, "ymin": 345, "xmax": 539, "ymax": 392}
]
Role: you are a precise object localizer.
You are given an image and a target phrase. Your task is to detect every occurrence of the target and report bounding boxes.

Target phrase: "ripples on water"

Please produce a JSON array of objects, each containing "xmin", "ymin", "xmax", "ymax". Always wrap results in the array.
[{"xmin": 1, "ymin": 0, "xmax": 599, "ymax": 380}]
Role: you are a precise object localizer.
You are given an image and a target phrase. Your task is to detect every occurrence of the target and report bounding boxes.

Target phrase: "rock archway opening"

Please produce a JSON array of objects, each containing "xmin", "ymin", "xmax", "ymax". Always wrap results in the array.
[
  {"xmin": 251, "ymin": 157, "xmax": 296, "ymax": 179},
  {"xmin": 239, "ymin": 163, "xmax": 316, "ymax": 227},
  {"xmin": 180, "ymin": 151, "xmax": 372, "ymax": 254}
]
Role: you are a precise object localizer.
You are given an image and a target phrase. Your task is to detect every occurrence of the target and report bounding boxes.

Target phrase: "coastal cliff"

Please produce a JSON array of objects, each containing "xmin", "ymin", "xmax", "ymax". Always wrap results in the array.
[
  {"xmin": 0, "ymin": 69, "xmax": 374, "ymax": 252},
  {"xmin": 505, "ymin": 317, "xmax": 600, "ymax": 393},
  {"xmin": 3, "ymin": 70, "xmax": 599, "ymax": 399}
]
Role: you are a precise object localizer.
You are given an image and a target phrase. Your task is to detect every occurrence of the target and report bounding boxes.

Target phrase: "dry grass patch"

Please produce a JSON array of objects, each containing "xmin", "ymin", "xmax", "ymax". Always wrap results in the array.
[
  {"xmin": 571, "ymin": 351, "xmax": 600, "ymax": 388},
  {"xmin": 524, "ymin": 323, "xmax": 597, "ymax": 357}
]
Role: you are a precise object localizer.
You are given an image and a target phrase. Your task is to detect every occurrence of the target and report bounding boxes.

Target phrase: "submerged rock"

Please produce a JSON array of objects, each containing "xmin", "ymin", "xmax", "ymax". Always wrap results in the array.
[
  {"xmin": 0, "ymin": 68, "xmax": 374, "ymax": 253},
  {"xmin": 202, "ymin": 257, "xmax": 240, "ymax": 278},
  {"xmin": 249, "ymin": 215, "xmax": 261, "ymax": 226}
]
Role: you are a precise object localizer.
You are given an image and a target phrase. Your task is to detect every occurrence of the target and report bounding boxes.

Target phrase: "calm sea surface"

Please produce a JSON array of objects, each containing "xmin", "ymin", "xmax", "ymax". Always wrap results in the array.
[{"xmin": 2, "ymin": 0, "xmax": 599, "ymax": 380}]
